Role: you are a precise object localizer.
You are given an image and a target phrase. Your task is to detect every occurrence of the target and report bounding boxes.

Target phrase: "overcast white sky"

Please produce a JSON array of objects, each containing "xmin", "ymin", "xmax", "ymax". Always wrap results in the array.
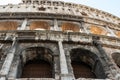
[{"xmin": 0, "ymin": 0, "xmax": 120, "ymax": 17}]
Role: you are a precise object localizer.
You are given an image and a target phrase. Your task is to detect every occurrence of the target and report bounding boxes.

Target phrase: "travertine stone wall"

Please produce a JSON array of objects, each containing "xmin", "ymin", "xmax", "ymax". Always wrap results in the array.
[
  {"xmin": 0, "ymin": 31, "xmax": 120, "ymax": 80},
  {"xmin": 0, "ymin": 0, "xmax": 119, "ymax": 25},
  {"xmin": 0, "ymin": 0, "xmax": 120, "ymax": 80}
]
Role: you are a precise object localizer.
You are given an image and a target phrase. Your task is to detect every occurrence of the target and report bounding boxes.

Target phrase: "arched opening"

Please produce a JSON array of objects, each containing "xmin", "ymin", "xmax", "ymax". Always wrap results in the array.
[
  {"xmin": 0, "ymin": 21, "xmax": 18, "ymax": 30},
  {"xmin": 90, "ymin": 25, "xmax": 107, "ymax": 35},
  {"xmin": 19, "ymin": 47, "xmax": 54, "ymax": 78},
  {"xmin": 112, "ymin": 53, "xmax": 120, "ymax": 68},
  {"xmin": 61, "ymin": 22, "xmax": 80, "ymax": 32},
  {"xmin": 30, "ymin": 21, "xmax": 50, "ymax": 30},
  {"xmin": 70, "ymin": 48, "xmax": 106, "ymax": 79}
]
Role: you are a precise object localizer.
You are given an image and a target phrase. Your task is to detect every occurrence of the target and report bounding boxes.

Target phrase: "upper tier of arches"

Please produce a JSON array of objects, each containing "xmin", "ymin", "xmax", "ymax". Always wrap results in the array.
[
  {"xmin": 0, "ymin": 20, "xmax": 119, "ymax": 38},
  {"xmin": 0, "ymin": 0, "xmax": 120, "ymax": 25}
]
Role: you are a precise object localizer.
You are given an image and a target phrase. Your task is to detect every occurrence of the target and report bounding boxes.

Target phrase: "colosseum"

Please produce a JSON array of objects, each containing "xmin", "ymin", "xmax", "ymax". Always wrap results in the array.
[{"xmin": 0, "ymin": 0, "xmax": 120, "ymax": 80}]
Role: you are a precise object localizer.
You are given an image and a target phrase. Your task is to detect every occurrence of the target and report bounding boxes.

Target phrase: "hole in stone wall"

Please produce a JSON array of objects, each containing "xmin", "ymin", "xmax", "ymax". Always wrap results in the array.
[
  {"xmin": 3, "ymin": 7, "xmax": 6, "ymax": 8},
  {"xmin": 33, "ymin": 6, "xmax": 36, "ymax": 8},
  {"xmin": 81, "ymin": 12, "xmax": 88, "ymax": 16},
  {"xmin": 33, "ymin": 1, "xmax": 39, "ymax": 5},
  {"xmin": 38, "ymin": 7, "xmax": 46, "ymax": 11},
  {"xmin": 68, "ymin": 9, "xmax": 71, "ymax": 11},
  {"xmin": 10, "ymin": 6, "xmax": 13, "ymax": 8},
  {"xmin": 36, "ymin": 1, "xmax": 39, "ymax": 4}
]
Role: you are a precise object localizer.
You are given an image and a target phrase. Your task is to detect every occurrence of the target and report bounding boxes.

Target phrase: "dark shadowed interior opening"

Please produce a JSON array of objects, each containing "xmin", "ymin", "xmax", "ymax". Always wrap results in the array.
[
  {"xmin": 70, "ymin": 48, "xmax": 106, "ymax": 79},
  {"xmin": 19, "ymin": 47, "xmax": 54, "ymax": 78},
  {"xmin": 112, "ymin": 53, "xmax": 120, "ymax": 68},
  {"xmin": 118, "ymin": 65, "xmax": 120, "ymax": 68},
  {"xmin": 21, "ymin": 59, "xmax": 52, "ymax": 78},
  {"xmin": 72, "ymin": 61, "xmax": 96, "ymax": 78}
]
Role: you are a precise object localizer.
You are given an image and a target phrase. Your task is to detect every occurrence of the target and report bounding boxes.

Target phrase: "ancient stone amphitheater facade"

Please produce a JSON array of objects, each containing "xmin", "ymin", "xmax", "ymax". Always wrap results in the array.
[{"xmin": 0, "ymin": 0, "xmax": 120, "ymax": 80}]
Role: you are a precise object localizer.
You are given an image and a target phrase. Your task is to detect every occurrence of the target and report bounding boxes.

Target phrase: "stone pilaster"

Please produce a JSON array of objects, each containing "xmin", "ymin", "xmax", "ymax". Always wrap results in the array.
[
  {"xmin": 0, "ymin": 33, "xmax": 11, "ymax": 49},
  {"xmin": 58, "ymin": 41, "xmax": 74, "ymax": 80},
  {"xmin": 54, "ymin": 56, "xmax": 60, "ymax": 80},
  {"xmin": 58, "ymin": 41, "xmax": 68, "ymax": 74},
  {"xmin": 8, "ymin": 56, "xmax": 21, "ymax": 79},
  {"xmin": 18, "ymin": 19, "xmax": 27, "ymax": 30},
  {"xmin": 106, "ymin": 26, "xmax": 116, "ymax": 37},
  {"xmin": 0, "ymin": 40, "xmax": 17, "ymax": 78},
  {"xmin": 54, "ymin": 19, "xmax": 59, "ymax": 31},
  {"xmin": 92, "ymin": 36, "xmax": 120, "ymax": 80},
  {"xmin": 81, "ymin": 21, "xmax": 89, "ymax": 34}
]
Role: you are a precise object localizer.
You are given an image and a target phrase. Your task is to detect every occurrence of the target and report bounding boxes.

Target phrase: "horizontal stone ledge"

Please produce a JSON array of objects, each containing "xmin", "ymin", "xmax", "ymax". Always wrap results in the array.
[
  {"xmin": 0, "ymin": 12, "xmax": 118, "ymax": 26},
  {"xmin": 0, "ymin": 31, "xmax": 119, "ymax": 47},
  {"xmin": 8, "ymin": 78, "xmax": 55, "ymax": 80},
  {"xmin": 0, "ymin": 30, "xmax": 119, "ymax": 39}
]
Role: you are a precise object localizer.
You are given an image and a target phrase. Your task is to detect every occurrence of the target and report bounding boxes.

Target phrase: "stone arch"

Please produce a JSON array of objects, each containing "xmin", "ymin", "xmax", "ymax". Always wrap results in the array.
[
  {"xmin": 29, "ymin": 21, "xmax": 50, "ymax": 30},
  {"xmin": 90, "ymin": 25, "xmax": 108, "ymax": 35},
  {"xmin": 17, "ymin": 46, "xmax": 54, "ymax": 78},
  {"xmin": 19, "ymin": 43, "xmax": 58, "ymax": 56},
  {"xmin": 20, "ymin": 47, "xmax": 53, "ymax": 64},
  {"xmin": 0, "ymin": 21, "xmax": 18, "ymax": 30},
  {"xmin": 70, "ymin": 48, "xmax": 106, "ymax": 79},
  {"xmin": 112, "ymin": 52, "xmax": 120, "ymax": 68},
  {"xmin": 61, "ymin": 22, "xmax": 80, "ymax": 32}
]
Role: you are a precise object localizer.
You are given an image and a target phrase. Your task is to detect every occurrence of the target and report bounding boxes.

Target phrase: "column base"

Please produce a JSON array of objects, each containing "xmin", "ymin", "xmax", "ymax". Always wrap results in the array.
[{"xmin": 60, "ymin": 74, "xmax": 75, "ymax": 80}]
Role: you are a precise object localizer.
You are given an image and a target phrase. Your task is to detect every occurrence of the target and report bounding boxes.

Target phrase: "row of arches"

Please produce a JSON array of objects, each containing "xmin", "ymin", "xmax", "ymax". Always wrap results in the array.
[
  {"xmin": 0, "ymin": 44, "xmax": 119, "ymax": 79},
  {"xmin": 0, "ymin": 21, "xmax": 120, "ymax": 37},
  {"xmin": 1, "ymin": 44, "xmax": 118, "ymax": 79},
  {"xmin": 13, "ymin": 46, "xmax": 114, "ymax": 79}
]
